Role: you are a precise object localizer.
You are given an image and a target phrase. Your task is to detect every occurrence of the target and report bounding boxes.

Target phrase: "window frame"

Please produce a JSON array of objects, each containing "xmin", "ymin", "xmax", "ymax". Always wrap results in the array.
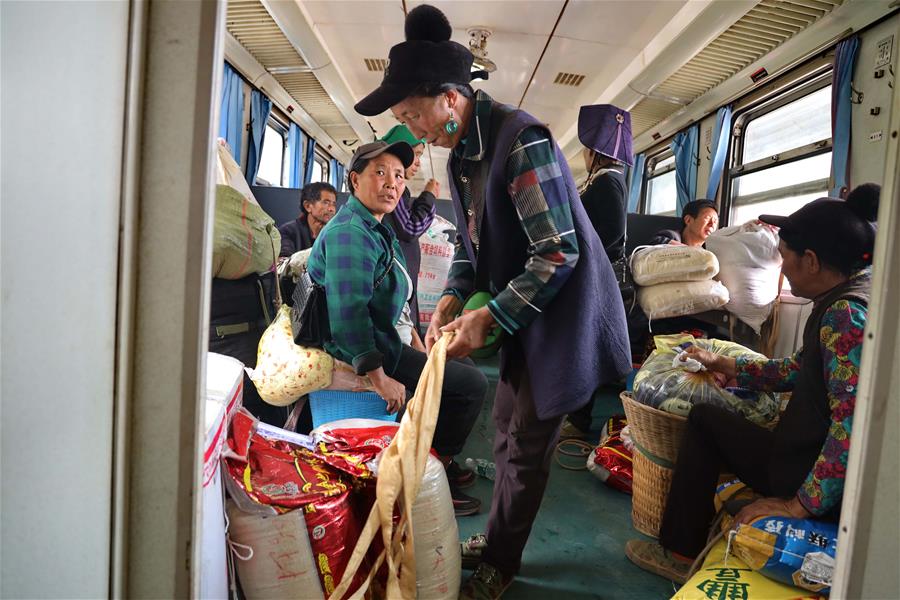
[
  {"xmin": 256, "ymin": 115, "xmax": 289, "ymax": 187},
  {"xmin": 312, "ymin": 149, "xmax": 330, "ymax": 184},
  {"xmin": 722, "ymin": 71, "xmax": 833, "ymax": 225},
  {"xmin": 641, "ymin": 148, "xmax": 678, "ymax": 215}
]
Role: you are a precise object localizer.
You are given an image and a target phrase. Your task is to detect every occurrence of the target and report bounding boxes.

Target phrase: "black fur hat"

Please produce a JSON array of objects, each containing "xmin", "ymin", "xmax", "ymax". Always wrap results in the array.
[{"xmin": 354, "ymin": 5, "xmax": 486, "ymax": 116}]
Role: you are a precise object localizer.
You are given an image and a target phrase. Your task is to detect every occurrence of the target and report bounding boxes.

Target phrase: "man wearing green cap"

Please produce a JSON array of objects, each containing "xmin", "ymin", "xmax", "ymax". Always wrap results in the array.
[{"xmin": 380, "ymin": 124, "xmax": 441, "ymax": 332}]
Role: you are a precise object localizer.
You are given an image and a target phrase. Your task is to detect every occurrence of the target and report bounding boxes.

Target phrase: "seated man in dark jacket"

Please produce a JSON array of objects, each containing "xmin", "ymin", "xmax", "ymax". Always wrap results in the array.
[
  {"xmin": 650, "ymin": 199, "xmax": 718, "ymax": 247},
  {"xmin": 278, "ymin": 181, "xmax": 337, "ymax": 256}
]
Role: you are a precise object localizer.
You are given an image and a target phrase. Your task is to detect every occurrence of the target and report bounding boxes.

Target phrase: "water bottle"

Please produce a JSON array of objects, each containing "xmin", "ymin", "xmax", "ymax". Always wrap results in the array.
[{"xmin": 465, "ymin": 457, "xmax": 496, "ymax": 481}]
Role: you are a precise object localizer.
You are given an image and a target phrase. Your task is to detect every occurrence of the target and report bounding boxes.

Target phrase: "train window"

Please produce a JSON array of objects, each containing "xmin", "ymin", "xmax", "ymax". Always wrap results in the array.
[
  {"xmin": 257, "ymin": 119, "xmax": 287, "ymax": 186},
  {"xmin": 311, "ymin": 151, "xmax": 329, "ymax": 184},
  {"xmin": 644, "ymin": 153, "xmax": 677, "ymax": 215},
  {"xmin": 729, "ymin": 81, "xmax": 832, "ymax": 226}
]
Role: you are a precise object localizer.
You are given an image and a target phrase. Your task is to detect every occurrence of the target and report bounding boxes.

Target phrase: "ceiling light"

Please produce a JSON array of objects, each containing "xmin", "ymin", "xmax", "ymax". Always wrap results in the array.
[{"xmin": 468, "ymin": 28, "xmax": 497, "ymax": 74}]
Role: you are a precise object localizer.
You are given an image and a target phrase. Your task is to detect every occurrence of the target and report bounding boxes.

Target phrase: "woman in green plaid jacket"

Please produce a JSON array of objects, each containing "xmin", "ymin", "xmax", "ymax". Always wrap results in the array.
[{"xmin": 306, "ymin": 140, "xmax": 487, "ymax": 516}]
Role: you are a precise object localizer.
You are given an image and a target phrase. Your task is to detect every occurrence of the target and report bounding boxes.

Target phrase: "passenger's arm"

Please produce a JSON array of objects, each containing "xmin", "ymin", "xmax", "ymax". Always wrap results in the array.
[
  {"xmin": 734, "ymin": 353, "xmax": 801, "ymax": 392},
  {"xmin": 486, "ymin": 126, "xmax": 579, "ymax": 334},
  {"xmin": 392, "ymin": 188, "xmax": 437, "ymax": 239},
  {"xmin": 427, "ymin": 234, "xmax": 473, "ymax": 352},
  {"xmin": 796, "ymin": 300, "xmax": 867, "ymax": 516}
]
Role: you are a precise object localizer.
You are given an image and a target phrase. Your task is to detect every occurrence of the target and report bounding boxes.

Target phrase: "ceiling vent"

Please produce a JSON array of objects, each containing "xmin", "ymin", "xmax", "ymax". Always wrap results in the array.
[
  {"xmin": 364, "ymin": 58, "xmax": 389, "ymax": 72},
  {"xmin": 554, "ymin": 72, "xmax": 586, "ymax": 87}
]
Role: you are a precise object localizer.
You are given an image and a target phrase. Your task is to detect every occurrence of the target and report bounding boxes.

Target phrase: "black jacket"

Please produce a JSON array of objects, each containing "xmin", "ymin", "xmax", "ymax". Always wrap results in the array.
[
  {"xmin": 581, "ymin": 168, "xmax": 627, "ymax": 264},
  {"xmin": 278, "ymin": 216, "xmax": 315, "ymax": 257}
]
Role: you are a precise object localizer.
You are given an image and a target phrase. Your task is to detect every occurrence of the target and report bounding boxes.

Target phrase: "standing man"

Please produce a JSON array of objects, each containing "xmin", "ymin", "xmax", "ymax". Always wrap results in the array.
[
  {"xmin": 278, "ymin": 181, "xmax": 337, "ymax": 256},
  {"xmin": 354, "ymin": 5, "xmax": 631, "ymax": 598}
]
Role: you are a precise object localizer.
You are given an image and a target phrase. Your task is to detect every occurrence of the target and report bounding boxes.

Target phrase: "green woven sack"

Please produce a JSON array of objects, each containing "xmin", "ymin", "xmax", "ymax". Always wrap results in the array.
[{"xmin": 212, "ymin": 184, "xmax": 281, "ymax": 279}]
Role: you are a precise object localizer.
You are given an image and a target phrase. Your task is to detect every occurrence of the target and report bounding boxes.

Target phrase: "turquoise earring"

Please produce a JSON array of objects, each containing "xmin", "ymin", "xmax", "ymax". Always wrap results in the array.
[{"xmin": 444, "ymin": 114, "xmax": 459, "ymax": 135}]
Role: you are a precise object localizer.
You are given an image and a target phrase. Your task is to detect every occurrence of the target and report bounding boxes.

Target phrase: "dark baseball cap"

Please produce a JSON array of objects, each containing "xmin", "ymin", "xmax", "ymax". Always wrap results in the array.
[{"xmin": 348, "ymin": 140, "xmax": 414, "ymax": 173}]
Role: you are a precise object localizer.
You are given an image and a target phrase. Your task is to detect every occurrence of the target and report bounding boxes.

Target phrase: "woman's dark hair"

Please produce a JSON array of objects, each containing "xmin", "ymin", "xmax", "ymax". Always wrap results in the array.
[
  {"xmin": 781, "ymin": 187, "xmax": 879, "ymax": 276},
  {"xmin": 299, "ymin": 181, "xmax": 336, "ymax": 213},
  {"xmin": 346, "ymin": 157, "xmax": 370, "ymax": 195},
  {"xmin": 407, "ymin": 82, "xmax": 475, "ymax": 100}
]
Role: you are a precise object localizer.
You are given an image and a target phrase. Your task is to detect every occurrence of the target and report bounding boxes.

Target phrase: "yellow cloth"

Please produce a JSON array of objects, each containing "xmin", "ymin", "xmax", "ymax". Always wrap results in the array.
[{"xmin": 329, "ymin": 335, "xmax": 452, "ymax": 600}]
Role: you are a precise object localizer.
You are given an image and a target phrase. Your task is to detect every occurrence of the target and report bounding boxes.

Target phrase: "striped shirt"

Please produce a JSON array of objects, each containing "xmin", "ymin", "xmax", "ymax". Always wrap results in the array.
[
  {"xmin": 443, "ymin": 90, "xmax": 579, "ymax": 334},
  {"xmin": 391, "ymin": 187, "xmax": 436, "ymax": 238}
]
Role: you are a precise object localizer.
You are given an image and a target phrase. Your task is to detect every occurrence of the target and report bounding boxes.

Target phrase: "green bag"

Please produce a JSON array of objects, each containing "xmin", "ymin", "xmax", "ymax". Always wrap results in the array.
[{"xmin": 212, "ymin": 184, "xmax": 281, "ymax": 280}]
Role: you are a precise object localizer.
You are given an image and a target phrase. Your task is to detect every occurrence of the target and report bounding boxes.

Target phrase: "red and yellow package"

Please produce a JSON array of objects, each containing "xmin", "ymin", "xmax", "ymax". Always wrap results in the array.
[{"xmin": 587, "ymin": 416, "xmax": 634, "ymax": 495}]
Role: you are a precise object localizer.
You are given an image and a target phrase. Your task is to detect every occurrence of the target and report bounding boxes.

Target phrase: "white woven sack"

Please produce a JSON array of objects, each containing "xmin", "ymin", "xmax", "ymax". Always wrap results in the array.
[
  {"xmin": 637, "ymin": 280, "xmax": 730, "ymax": 320},
  {"xmin": 706, "ymin": 221, "xmax": 782, "ymax": 333},
  {"xmin": 630, "ymin": 245, "xmax": 719, "ymax": 286}
]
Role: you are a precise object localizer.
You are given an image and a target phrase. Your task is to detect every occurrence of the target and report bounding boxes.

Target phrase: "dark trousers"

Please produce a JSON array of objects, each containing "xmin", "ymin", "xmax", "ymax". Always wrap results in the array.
[
  {"xmin": 388, "ymin": 344, "xmax": 487, "ymax": 457},
  {"xmin": 482, "ymin": 359, "xmax": 565, "ymax": 576},
  {"xmin": 659, "ymin": 404, "xmax": 806, "ymax": 558},
  {"xmin": 567, "ymin": 397, "xmax": 595, "ymax": 432}
]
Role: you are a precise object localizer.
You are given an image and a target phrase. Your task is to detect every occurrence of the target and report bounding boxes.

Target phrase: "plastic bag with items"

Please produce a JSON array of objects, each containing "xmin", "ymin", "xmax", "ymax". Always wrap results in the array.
[{"xmin": 632, "ymin": 334, "xmax": 779, "ymax": 426}]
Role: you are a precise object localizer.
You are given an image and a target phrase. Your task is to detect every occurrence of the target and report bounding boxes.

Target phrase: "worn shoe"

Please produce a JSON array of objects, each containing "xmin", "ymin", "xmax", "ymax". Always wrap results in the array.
[
  {"xmin": 460, "ymin": 533, "xmax": 487, "ymax": 569},
  {"xmin": 624, "ymin": 539, "xmax": 692, "ymax": 584},
  {"xmin": 446, "ymin": 459, "xmax": 476, "ymax": 489},
  {"xmin": 459, "ymin": 562, "xmax": 513, "ymax": 600},
  {"xmin": 559, "ymin": 418, "xmax": 589, "ymax": 440},
  {"xmin": 451, "ymin": 485, "xmax": 481, "ymax": 517}
]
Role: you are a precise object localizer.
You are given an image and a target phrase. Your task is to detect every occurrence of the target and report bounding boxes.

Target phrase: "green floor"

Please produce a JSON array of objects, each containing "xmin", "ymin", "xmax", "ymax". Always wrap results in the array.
[{"xmin": 455, "ymin": 358, "xmax": 678, "ymax": 600}]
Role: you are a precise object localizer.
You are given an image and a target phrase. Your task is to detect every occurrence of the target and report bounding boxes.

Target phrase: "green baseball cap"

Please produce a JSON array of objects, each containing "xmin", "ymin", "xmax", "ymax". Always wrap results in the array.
[{"xmin": 380, "ymin": 124, "xmax": 425, "ymax": 148}]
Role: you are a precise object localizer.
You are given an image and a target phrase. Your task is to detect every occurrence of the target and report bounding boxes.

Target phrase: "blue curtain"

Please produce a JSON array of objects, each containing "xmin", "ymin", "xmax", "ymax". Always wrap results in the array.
[
  {"xmin": 627, "ymin": 153, "xmax": 646, "ymax": 213},
  {"xmin": 245, "ymin": 89, "xmax": 272, "ymax": 185},
  {"xmin": 831, "ymin": 35, "xmax": 860, "ymax": 198},
  {"xmin": 706, "ymin": 105, "xmax": 733, "ymax": 200},
  {"xmin": 671, "ymin": 124, "xmax": 700, "ymax": 215},
  {"xmin": 219, "ymin": 62, "xmax": 244, "ymax": 164},
  {"xmin": 330, "ymin": 158, "xmax": 345, "ymax": 192},
  {"xmin": 303, "ymin": 136, "xmax": 317, "ymax": 185},
  {"xmin": 287, "ymin": 123, "xmax": 306, "ymax": 188}
]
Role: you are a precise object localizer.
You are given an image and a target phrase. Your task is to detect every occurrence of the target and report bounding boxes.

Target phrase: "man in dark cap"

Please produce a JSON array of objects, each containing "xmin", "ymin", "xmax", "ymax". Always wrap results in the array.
[
  {"xmin": 649, "ymin": 198, "xmax": 719, "ymax": 247},
  {"xmin": 355, "ymin": 5, "xmax": 631, "ymax": 598},
  {"xmin": 627, "ymin": 193, "xmax": 878, "ymax": 584}
]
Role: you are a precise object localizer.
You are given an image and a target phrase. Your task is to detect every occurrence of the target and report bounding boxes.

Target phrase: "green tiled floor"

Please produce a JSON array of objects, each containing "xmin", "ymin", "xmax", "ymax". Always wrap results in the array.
[{"xmin": 455, "ymin": 357, "xmax": 677, "ymax": 599}]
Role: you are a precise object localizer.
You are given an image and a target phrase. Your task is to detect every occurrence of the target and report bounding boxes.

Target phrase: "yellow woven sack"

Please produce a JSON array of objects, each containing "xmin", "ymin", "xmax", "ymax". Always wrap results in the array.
[
  {"xmin": 672, "ymin": 538, "xmax": 823, "ymax": 600},
  {"xmin": 248, "ymin": 305, "xmax": 333, "ymax": 406}
]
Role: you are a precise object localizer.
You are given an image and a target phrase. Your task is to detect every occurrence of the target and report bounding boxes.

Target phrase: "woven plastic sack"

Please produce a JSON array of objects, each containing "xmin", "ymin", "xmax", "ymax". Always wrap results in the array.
[
  {"xmin": 637, "ymin": 280, "xmax": 729, "ymax": 320},
  {"xmin": 729, "ymin": 516, "xmax": 838, "ymax": 595},
  {"xmin": 226, "ymin": 500, "xmax": 325, "ymax": 599},
  {"xmin": 630, "ymin": 245, "xmax": 719, "ymax": 286},
  {"xmin": 212, "ymin": 184, "xmax": 282, "ymax": 280},
  {"xmin": 672, "ymin": 537, "xmax": 822, "ymax": 600},
  {"xmin": 216, "ymin": 137, "xmax": 257, "ymax": 205},
  {"xmin": 417, "ymin": 215, "xmax": 455, "ymax": 329},
  {"xmin": 706, "ymin": 222, "xmax": 782, "ymax": 333},
  {"xmin": 248, "ymin": 304, "xmax": 333, "ymax": 406},
  {"xmin": 633, "ymin": 334, "xmax": 779, "ymax": 426}
]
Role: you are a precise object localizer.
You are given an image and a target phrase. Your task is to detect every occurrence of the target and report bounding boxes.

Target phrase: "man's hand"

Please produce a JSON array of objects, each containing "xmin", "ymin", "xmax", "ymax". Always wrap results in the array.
[
  {"xmin": 367, "ymin": 367, "xmax": 407, "ymax": 414},
  {"xmin": 425, "ymin": 295, "xmax": 463, "ymax": 353},
  {"xmin": 442, "ymin": 306, "xmax": 497, "ymax": 358},
  {"xmin": 424, "ymin": 179, "xmax": 441, "ymax": 197},
  {"xmin": 733, "ymin": 496, "xmax": 811, "ymax": 529}
]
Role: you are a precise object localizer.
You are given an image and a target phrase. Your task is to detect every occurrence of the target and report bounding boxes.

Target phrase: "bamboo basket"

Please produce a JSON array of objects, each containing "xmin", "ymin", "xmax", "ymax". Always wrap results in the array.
[
  {"xmin": 630, "ymin": 446, "xmax": 674, "ymax": 538},
  {"xmin": 620, "ymin": 391, "xmax": 687, "ymax": 465}
]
